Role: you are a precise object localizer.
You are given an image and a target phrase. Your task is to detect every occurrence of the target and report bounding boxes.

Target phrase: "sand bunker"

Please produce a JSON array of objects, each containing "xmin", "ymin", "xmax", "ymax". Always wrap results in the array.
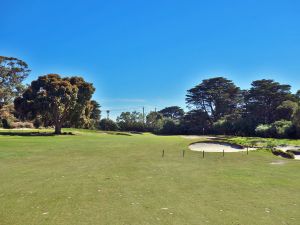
[{"xmin": 189, "ymin": 142, "xmax": 256, "ymax": 153}]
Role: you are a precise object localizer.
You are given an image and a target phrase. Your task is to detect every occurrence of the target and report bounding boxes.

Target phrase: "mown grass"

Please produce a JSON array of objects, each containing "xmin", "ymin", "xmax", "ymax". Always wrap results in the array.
[{"xmin": 0, "ymin": 130, "xmax": 299, "ymax": 225}]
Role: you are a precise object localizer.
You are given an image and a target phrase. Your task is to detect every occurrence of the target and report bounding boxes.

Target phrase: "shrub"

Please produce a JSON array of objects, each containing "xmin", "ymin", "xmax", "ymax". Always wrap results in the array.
[
  {"xmin": 213, "ymin": 119, "xmax": 229, "ymax": 134},
  {"xmin": 272, "ymin": 120, "xmax": 293, "ymax": 138},
  {"xmin": 255, "ymin": 120, "xmax": 294, "ymax": 138},
  {"xmin": 272, "ymin": 149, "xmax": 295, "ymax": 159},
  {"xmin": 33, "ymin": 117, "xmax": 43, "ymax": 128},
  {"xmin": 159, "ymin": 119, "xmax": 179, "ymax": 135},
  {"xmin": 1, "ymin": 118, "xmax": 13, "ymax": 129},
  {"xmin": 255, "ymin": 124, "xmax": 273, "ymax": 137},
  {"xmin": 99, "ymin": 119, "xmax": 118, "ymax": 131}
]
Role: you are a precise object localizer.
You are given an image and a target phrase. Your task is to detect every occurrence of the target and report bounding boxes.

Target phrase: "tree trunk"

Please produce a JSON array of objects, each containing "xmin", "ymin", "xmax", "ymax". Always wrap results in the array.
[{"xmin": 54, "ymin": 123, "xmax": 62, "ymax": 134}]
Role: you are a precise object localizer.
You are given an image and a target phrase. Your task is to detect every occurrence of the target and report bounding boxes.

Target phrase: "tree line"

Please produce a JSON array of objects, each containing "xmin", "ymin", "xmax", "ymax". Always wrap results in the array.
[
  {"xmin": 1, "ymin": 56, "xmax": 300, "ymax": 138},
  {"xmin": 100, "ymin": 77, "xmax": 300, "ymax": 138}
]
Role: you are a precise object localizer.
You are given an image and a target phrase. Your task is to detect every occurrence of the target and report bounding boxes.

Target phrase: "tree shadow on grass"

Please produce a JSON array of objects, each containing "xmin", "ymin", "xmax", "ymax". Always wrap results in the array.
[{"xmin": 0, "ymin": 131, "xmax": 74, "ymax": 137}]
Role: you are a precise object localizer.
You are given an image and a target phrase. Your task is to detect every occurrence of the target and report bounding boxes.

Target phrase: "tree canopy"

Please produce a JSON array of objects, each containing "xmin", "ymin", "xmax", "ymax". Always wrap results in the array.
[
  {"xmin": 14, "ymin": 74, "xmax": 95, "ymax": 134},
  {"xmin": 0, "ymin": 56, "xmax": 30, "ymax": 108},
  {"xmin": 186, "ymin": 77, "xmax": 241, "ymax": 124},
  {"xmin": 159, "ymin": 106, "xmax": 184, "ymax": 120},
  {"xmin": 245, "ymin": 79, "xmax": 293, "ymax": 124}
]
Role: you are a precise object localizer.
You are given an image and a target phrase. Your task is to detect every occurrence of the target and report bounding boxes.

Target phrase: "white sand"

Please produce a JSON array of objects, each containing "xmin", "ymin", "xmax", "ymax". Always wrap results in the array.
[{"xmin": 189, "ymin": 142, "xmax": 256, "ymax": 153}]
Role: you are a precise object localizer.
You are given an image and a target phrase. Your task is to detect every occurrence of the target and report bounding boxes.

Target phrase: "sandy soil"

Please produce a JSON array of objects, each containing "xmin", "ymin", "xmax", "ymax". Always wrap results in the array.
[{"xmin": 189, "ymin": 142, "xmax": 256, "ymax": 153}]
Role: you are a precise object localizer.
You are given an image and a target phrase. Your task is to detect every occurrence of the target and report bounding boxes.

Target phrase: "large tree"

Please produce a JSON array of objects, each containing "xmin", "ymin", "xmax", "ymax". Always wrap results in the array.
[
  {"xmin": 245, "ymin": 79, "xmax": 293, "ymax": 124},
  {"xmin": 0, "ymin": 56, "xmax": 30, "ymax": 108},
  {"xmin": 159, "ymin": 106, "xmax": 184, "ymax": 120},
  {"xmin": 186, "ymin": 77, "xmax": 241, "ymax": 124},
  {"xmin": 14, "ymin": 74, "xmax": 95, "ymax": 134}
]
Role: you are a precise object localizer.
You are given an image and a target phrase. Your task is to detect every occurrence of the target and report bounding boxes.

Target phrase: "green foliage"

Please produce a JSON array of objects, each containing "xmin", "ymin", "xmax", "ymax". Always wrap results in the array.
[
  {"xmin": 186, "ymin": 77, "xmax": 241, "ymax": 123},
  {"xmin": 180, "ymin": 110, "xmax": 210, "ymax": 134},
  {"xmin": 275, "ymin": 100, "xmax": 299, "ymax": 120},
  {"xmin": 159, "ymin": 118, "xmax": 179, "ymax": 134},
  {"xmin": 146, "ymin": 111, "xmax": 164, "ymax": 133},
  {"xmin": 245, "ymin": 79, "xmax": 293, "ymax": 124},
  {"xmin": 0, "ymin": 56, "xmax": 30, "ymax": 107},
  {"xmin": 117, "ymin": 111, "xmax": 145, "ymax": 131},
  {"xmin": 14, "ymin": 74, "xmax": 95, "ymax": 134},
  {"xmin": 99, "ymin": 118, "xmax": 118, "ymax": 131},
  {"xmin": 255, "ymin": 124, "xmax": 273, "ymax": 137},
  {"xmin": 255, "ymin": 120, "xmax": 294, "ymax": 138},
  {"xmin": 159, "ymin": 106, "xmax": 184, "ymax": 120}
]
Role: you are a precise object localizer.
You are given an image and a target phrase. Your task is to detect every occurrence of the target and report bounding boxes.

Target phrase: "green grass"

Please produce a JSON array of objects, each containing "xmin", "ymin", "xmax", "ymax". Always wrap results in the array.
[{"xmin": 0, "ymin": 130, "xmax": 299, "ymax": 225}]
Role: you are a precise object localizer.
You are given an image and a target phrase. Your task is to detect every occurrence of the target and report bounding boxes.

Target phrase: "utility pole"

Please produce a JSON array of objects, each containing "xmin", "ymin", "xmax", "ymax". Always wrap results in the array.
[{"xmin": 106, "ymin": 110, "xmax": 110, "ymax": 119}]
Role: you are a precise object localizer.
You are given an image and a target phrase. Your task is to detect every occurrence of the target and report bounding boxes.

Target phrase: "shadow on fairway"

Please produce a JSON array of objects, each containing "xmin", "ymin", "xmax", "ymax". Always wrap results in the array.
[{"xmin": 0, "ymin": 132, "xmax": 74, "ymax": 137}]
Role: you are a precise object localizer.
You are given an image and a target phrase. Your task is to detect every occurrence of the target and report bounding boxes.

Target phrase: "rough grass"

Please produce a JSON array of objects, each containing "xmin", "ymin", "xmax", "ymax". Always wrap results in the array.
[{"xmin": 0, "ymin": 130, "xmax": 299, "ymax": 225}]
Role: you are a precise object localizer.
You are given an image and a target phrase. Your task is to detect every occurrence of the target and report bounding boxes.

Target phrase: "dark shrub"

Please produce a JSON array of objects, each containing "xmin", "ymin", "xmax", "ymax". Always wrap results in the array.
[
  {"xmin": 272, "ymin": 149, "xmax": 295, "ymax": 159},
  {"xmin": 99, "ymin": 119, "xmax": 118, "ymax": 131},
  {"xmin": 1, "ymin": 118, "xmax": 12, "ymax": 129}
]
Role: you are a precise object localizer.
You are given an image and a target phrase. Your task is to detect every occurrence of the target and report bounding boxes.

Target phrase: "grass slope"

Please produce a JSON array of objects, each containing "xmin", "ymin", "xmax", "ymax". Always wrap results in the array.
[{"xmin": 0, "ymin": 130, "xmax": 299, "ymax": 225}]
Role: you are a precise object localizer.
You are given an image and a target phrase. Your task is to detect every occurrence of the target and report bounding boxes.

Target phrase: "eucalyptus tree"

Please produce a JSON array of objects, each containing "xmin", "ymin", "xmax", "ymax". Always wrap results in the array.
[
  {"xmin": 0, "ymin": 56, "xmax": 30, "ymax": 108},
  {"xmin": 14, "ymin": 74, "xmax": 95, "ymax": 134}
]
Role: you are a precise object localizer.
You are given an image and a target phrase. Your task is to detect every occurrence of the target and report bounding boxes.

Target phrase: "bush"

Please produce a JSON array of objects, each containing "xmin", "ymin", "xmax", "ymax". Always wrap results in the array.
[
  {"xmin": 213, "ymin": 118, "xmax": 233, "ymax": 135},
  {"xmin": 33, "ymin": 117, "xmax": 42, "ymax": 128},
  {"xmin": 1, "ymin": 118, "xmax": 13, "ymax": 129},
  {"xmin": 272, "ymin": 120, "xmax": 293, "ymax": 138},
  {"xmin": 255, "ymin": 124, "xmax": 273, "ymax": 137},
  {"xmin": 99, "ymin": 119, "xmax": 118, "ymax": 131},
  {"xmin": 159, "ymin": 119, "xmax": 179, "ymax": 135},
  {"xmin": 255, "ymin": 120, "xmax": 294, "ymax": 138},
  {"xmin": 272, "ymin": 149, "xmax": 295, "ymax": 159}
]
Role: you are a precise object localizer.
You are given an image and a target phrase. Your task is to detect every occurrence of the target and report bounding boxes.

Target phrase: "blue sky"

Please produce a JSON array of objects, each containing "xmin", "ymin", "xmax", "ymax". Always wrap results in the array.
[{"xmin": 1, "ymin": 0, "xmax": 300, "ymax": 119}]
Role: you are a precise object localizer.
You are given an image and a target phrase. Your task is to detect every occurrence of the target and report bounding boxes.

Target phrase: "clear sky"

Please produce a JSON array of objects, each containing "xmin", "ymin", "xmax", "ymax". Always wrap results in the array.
[{"xmin": 1, "ymin": 0, "xmax": 300, "ymax": 119}]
